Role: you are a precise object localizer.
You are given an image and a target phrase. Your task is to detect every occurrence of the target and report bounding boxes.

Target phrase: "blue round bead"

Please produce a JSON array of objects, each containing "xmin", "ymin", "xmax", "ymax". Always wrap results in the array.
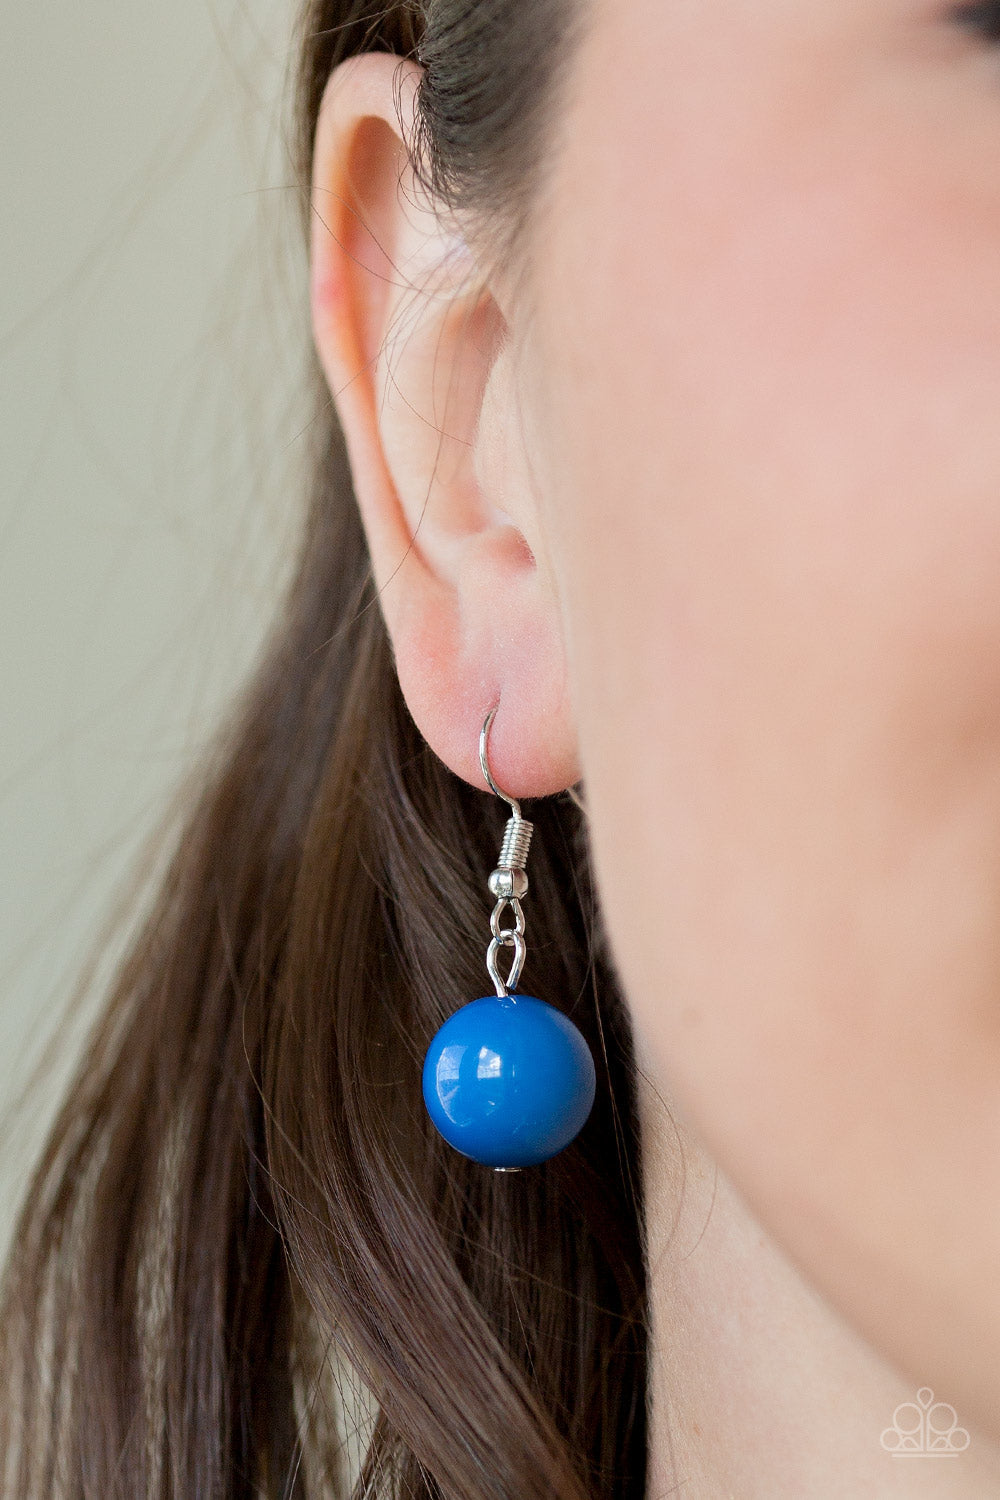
[{"xmin": 421, "ymin": 994, "xmax": 597, "ymax": 1169}]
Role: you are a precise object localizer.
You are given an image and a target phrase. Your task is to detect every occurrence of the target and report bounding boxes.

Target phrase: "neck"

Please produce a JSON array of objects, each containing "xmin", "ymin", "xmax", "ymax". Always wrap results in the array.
[{"xmin": 638, "ymin": 1069, "xmax": 1000, "ymax": 1499}]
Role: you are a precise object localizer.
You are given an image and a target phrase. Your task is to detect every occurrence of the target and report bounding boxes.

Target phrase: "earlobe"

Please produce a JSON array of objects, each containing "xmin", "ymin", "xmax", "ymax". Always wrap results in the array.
[{"xmin": 308, "ymin": 51, "xmax": 581, "ymax": 798}]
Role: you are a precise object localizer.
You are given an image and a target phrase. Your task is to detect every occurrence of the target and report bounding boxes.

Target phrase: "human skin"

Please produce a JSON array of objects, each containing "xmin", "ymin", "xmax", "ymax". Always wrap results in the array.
[{"xmin": 309, "ymin": 2, "xmax": 1000, "ymax": 1490}]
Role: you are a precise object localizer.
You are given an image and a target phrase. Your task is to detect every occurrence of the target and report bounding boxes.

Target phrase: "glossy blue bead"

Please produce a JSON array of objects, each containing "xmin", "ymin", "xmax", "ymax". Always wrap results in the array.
[{"xmin": 422, "ymin": 993, "xmax": 597, "ymax": 1169}]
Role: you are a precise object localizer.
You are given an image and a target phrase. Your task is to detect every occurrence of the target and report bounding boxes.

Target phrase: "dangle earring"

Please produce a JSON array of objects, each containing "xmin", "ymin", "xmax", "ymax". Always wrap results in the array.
[{"xmin": 421, "ymin": 706, "xmax": 597, "ymax": 1171}]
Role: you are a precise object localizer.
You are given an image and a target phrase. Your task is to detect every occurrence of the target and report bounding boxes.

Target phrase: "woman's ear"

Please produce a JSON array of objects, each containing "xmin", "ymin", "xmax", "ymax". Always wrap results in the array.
[{"xmin": 309, "ymin": 51, "xmax": 580, "ymax": 797}]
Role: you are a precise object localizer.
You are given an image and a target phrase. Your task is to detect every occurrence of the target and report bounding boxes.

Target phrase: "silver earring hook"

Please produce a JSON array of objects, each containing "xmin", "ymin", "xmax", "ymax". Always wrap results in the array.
[
  {"xmin": 479, "ymin": 706, "xmax": 521, "ymax": 820},
  {"xmin": 482, "ymin": 707, "xmax": 587, "ymax": 818},
  {"xmin": 480, "ymin": 706, "xmax": 532, "ymax": 998}
]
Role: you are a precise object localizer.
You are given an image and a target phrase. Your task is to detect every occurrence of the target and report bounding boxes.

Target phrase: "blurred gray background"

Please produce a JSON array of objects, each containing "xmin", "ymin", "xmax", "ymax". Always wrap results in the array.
[{"xmin": 0, "ymin": 0, "xmax": 309, "ymax": 1254}]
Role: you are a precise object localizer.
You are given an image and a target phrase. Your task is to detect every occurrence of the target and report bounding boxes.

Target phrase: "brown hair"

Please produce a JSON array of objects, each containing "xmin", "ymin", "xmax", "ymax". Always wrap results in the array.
[{"xmin": 0, "ymin": 3, "xmax": 649, "ymax": 1495}]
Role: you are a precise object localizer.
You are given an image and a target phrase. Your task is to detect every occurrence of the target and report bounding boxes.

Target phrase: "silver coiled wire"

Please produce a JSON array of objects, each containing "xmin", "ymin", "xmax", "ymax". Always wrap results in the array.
[{"xmin": 498, "ymin": 815, "xmax": 532, "ymax": 871}]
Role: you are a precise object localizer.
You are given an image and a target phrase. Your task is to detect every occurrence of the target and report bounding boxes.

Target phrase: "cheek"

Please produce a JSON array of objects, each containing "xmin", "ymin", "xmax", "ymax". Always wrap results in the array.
[{"xmin": 526, "ymin": 29, "xmax": 1000, "ymax": 1279}]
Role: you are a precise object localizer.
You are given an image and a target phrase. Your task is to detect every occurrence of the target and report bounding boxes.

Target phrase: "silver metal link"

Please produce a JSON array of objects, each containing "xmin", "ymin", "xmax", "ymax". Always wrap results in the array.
[
  {"xmin": 486, "ymin": 930, "xmax": 526, "ymax": 997},
  {"xmin": 489, "ymin": 896, "xmax": 525, "ymax": 942}
]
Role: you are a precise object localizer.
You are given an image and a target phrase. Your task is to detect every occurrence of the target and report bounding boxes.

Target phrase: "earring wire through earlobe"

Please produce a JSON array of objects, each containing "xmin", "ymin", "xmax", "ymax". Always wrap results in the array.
[
  {"xmin": 479, "ymin": 705, "xmax": 517, "ymax": 813},
  {"xmin": 480, "ymin": 705, "xmax": 588, "ymax": 816}
]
